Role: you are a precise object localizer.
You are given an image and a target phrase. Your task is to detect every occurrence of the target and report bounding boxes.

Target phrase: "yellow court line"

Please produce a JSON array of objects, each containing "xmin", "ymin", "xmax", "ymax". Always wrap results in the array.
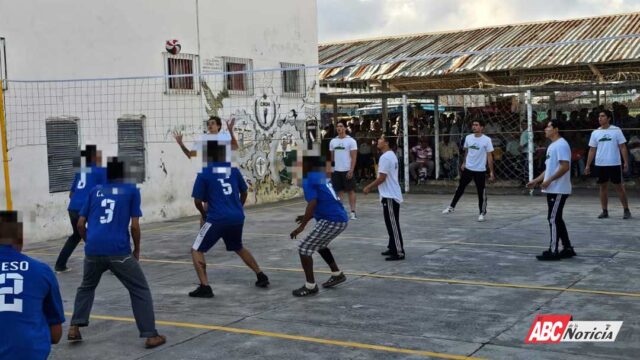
[
  {"xmin": 62, "ymin": 312, "xmax": 483, "ymax": 360},
  {"xmin": 26, "ymin": 253, "xmax": 640, "ymax": 299}
]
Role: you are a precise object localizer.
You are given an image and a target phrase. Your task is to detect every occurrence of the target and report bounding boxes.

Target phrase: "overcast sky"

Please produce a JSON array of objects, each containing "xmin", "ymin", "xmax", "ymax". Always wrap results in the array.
[{"xmin": 318, "ymin": 0, "xmax": 640, "ymax": 43}]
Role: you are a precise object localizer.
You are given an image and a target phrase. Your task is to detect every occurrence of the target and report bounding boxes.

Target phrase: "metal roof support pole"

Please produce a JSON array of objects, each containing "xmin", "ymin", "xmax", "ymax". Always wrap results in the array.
[
  {"xmin": 381, "ymin": 81, "xmax": 389, "ymax": 132},
  {"xmin": 402, "ymin": 94, "xmax": 410, "ymax": 193},
  {"xmin": 596, "ymin": 90, "xmax": 600, "ymax": 106},
  {"xmin": 549, "ymin": 92, "xmax": 556, "ymax": 120},
  {"xmin": 434, "ymin": 95, "xmax": 440, "ymax": 180},
  {"xmin": 526, "ymin": 90, "xmax": 534, "ymax": 195},
  {"xmin": 332, "ymin": 98, "xmax": 338, "ymax": 124}
]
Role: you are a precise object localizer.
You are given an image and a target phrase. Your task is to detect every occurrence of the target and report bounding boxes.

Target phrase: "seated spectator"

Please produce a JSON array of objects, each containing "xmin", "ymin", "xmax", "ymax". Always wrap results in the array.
[{"xmin": 409, "ymin": 136, "xmax": 434, "ymax": 183}]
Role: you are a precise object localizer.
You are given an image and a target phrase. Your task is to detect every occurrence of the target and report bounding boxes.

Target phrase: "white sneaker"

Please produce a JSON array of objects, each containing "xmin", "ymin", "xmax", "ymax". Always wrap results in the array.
[
  {"xmin": 478, "ymin": 214, "xmax": 485, "ymax": 222},
  {"xmin": 442, "ymin": 206, "xmax": 454, "ymax": 214},
  {"xmin": 350, "ymin": 211, "xmax": 358, "ymax": 220}
]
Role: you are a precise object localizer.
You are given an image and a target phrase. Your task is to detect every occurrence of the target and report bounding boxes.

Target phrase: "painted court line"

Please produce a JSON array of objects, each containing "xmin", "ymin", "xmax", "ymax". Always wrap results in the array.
[
  {"xmin": 27, "ymin": 250, "xmax": 639, "ymax": 299},
  {"xmin": 63, "ymin": 312, "xmax": 483, "ymax": 360}
]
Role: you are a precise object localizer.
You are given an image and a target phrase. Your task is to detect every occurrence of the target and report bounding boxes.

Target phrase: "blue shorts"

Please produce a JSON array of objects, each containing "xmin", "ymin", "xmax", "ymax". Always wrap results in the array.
[{"xmin": 192, "ymin": 222, "xmax": 243, "ymax": 252}]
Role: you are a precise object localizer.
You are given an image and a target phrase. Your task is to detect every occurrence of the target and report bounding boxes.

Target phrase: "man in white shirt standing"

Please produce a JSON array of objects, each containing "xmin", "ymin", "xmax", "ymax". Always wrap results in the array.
[
  {"xmin": 584, "ymin": 110, "xmax": 631, "ymax": 219},
  {"xmin": 363, "ymin": 134, "xmax": 404, "ymax": 261},
  {"xmin": 327, "ymin": 120, "xmax": 358, "ymax": 220},
  {"xmin": 442, "ymin": 119, "xmax": 495, "ymax": 222},
  {"xmin": 527, "ymin": 120, "xmax": 576, "ymax": 261}
]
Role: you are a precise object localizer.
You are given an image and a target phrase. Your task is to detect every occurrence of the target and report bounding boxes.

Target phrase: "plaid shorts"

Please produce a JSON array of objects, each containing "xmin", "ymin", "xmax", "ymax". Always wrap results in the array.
[{"xmin": 298, "ymin": 219, "xmax": 348, "ymax": 256}]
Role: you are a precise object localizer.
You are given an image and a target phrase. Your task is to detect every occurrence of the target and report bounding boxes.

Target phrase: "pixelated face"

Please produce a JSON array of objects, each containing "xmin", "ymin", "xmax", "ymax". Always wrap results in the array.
[
  {"xmin": 472, "ymin": 121, "xmax": 483, "ymax": 133},
  {"xmin": 201, "ymin": 138, "xmax": 232, "ymax": 176},
  {"xmin": 0, "ymin": 211, "xmax": 23, "ymax": 251},
  {"xmin": 106, "ymin": 156, "xmax": 143, "ymax": 184}
]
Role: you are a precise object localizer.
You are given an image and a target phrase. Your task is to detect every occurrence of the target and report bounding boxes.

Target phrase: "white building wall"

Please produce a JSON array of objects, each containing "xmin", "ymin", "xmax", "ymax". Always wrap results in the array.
[{"xmin": 0, "ymin": 0, "xmax": 318, "ymax": 242}]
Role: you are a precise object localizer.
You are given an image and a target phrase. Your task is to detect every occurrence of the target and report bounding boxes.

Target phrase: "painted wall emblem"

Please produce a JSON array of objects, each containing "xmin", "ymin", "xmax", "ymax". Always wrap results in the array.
[{"xmin": 255, "ymin": 94, "xmax": 277, "ymax": 131}]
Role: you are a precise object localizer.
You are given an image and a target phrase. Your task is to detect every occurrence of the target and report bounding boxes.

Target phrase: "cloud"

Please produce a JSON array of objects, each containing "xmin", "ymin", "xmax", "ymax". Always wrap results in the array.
[{"xmin": 318, "ymin": 0, "xmax": 640, "ymax": 43}]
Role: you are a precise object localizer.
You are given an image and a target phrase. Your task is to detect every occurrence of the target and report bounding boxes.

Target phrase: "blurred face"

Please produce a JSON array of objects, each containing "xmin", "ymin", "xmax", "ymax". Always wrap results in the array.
[
  {"xmin": 598, "ymin": 112, "xmax": 610, "ymax": 127},
  {"xmin": 336, "ymin": 122, "xmax": 346, "ymax": 135},
  {"xmin": 472, "ymin": 121, "xmax": 483, "ymax": 134},
  {"xmin": 207, "ymin": 119, "xmax": 221, "ymax": 134},
  {"xmin": 544, "ymin": 122, "xmax": 557, "ymax": 139},
  {"xmin": 420, "ymin": 139, "xmax": 428, "ymax": 148},
  {"xmin": 377, "ymin": 135, "xmax": 387, "ymax": 150}
]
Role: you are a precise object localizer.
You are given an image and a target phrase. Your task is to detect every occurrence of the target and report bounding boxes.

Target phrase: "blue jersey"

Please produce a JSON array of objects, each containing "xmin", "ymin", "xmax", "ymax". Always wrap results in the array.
[
  {"xmin": 68, "ymin": 166, "xmax": 107, "ymax": 211},
  {"xmin": 0, "ymin": 245, "xmax": 65, "ymax": 360},
  {"xmin": 192, "ymin": 167, "xmax": 248, "ymax": 224},
  {"xmin": 303, "ymin": 172, "xmax": 348, "ymax": 223},
  {"xmin": 79, "ymin": 183, "xmax": 143, "ymax": 256}
]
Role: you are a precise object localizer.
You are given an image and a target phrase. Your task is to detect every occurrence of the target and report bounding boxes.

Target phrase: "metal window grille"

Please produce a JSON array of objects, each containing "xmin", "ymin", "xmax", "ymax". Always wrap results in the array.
[
  {"xmin": 223, "ymin": 56, "xmax": 253, "ymax": 96},
  {"xmin": 164, "ymin": 53, "xmax": 200, "ymax": 95},
  {"xmin": 281, "ymin": 62, "xmax": 305, "ymax": 97},
  {"xmin": 46, "ymin": 116, "xmax": 79, "ymax": 193},
  {"xmin": 117, "ymin": 115, "xmax": 146, "ymax": 183}
]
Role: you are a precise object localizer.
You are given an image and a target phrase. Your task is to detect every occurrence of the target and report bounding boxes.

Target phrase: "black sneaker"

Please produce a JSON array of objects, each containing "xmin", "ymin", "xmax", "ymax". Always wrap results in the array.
[
  {"xmin": 55, "ymin": 267, "xmax": 71, "ymax": 274},
  {"xmin": 536, "ymin": 250, "xmax": 561, "ymax": 261},
  {"xmin": 623, "ymin": 209, "xmax": 632, "ymax": 219},
  {"xmin": 189, "ymin": 285, "xmax": 214, "ymax": 298},
  {"xmin": 255, "ymin": 272, "xmax": 270, "ymax": 288},
  {"xmin": 322, "ymin": 273, "xmax": 346, "ymax": 288},
  {"xmin": 598, "ymin": 210, "xmax": 609, "ymax": 219},
  {"xmin": 292, "ymin": 285, "xmax": 319, "ymax": 297},
  {"xmin": 380, "ymin": 250, "xmax": 394, "ymax": 256},
  {"xmin": 559, "ymin": 247, "xmax": 577, "ymax": 259},
  {"xmin": 385, "ymin": 254, "xmax": 405, "ymax": 261}
]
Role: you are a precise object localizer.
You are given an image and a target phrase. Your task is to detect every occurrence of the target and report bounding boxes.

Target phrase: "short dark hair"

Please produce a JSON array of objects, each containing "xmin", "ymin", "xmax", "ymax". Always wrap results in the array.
[
  {"xmin": 336, "ymin": 119, "xmax": 347, "ymax": 128},
  {"xmin": 107, "ymin": 157, "xmax": 125, "ymax": 182},
  {"xmin": 599, "ymin": 109, "xmax": 613, "ymax": 120},
  {"xmin": 81, "ymin": 145, "xmax": 98, "ymax": 165},
  {"xmin": 548, "ymin": 119, "xmax": 565, "ymax": 132},
  {"xmin": 0, "ymin": 211, "xmax": 21, "ymax": 244},
  {"xmin": 382, "ymin": 133, "xmax": 397, "ymax": 149},
  {"xmin": 472, "ymin": 119, "xmax": 485, "ymax": 127},
  {"xmin": 208, "ymin": 116, "xmax": 222, "ymax": 128}
]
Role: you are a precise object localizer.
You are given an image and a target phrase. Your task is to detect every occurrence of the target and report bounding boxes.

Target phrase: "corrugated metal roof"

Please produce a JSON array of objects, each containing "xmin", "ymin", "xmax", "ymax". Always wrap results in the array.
[{"xmin": 318, "ymin": 12, "xmax": 640, "ymax": 83}]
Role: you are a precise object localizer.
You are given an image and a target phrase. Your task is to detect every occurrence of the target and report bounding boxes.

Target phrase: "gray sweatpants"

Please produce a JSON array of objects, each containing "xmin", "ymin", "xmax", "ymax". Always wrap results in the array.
[{"xmin": 70, "ymin": 255, "xmax": 159, "ymax": 338}]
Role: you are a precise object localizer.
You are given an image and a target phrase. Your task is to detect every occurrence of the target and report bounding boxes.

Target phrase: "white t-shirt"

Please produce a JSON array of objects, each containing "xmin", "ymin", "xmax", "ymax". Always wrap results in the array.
[
  {"xmin": 377, "ymin": 150, "xmax": 403, "ymax": 203},
  {"xmin": 543, "ymin": 137, "xmax": 572, "ymax": 195},
  {"xmin": 329, "ymin": 136, "xmax": 358, "ymax": 172},
  {"xmin": 191, "ymin": 132, "xmax": 232, "ymax": 152},
  {"xmin": 588, "ymin": 126, "xmax": 626, "ymax": 166},
  {"xmin": 463, "ymin": 134, "xmax": 494, "ymax": 172}
]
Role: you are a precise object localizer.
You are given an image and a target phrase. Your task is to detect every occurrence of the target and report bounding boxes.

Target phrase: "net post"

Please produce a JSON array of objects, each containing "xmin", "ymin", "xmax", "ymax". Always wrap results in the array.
[{"xmin": 0, "ymin": 86, "xmax": 12, "ymax": 210}]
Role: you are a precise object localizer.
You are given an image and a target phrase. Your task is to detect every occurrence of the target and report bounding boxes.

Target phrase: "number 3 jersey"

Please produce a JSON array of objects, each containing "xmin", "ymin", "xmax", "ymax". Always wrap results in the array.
[
  {"xmin": 0, "ymin": 245, "xmax": 65, "ymax": 360},
  {"xmin": 79, "ymin": 183, "xmax": 143, "ymax": 256},
  {"xmin": 303, "ymin": 172, "xmax": 348, "ymax": 223},
  {"xmin": 192, "ymin": 167, "xmax": 248, "ymax": 225}
]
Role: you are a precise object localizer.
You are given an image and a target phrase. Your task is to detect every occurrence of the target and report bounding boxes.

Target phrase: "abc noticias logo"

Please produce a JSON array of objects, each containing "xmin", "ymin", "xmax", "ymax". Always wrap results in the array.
[{"xmin": 525, "ymin": 315, "xmax": 623, "ymax": 343}]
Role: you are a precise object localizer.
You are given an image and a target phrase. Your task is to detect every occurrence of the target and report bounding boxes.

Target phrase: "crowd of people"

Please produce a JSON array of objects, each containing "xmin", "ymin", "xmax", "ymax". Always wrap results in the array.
[{"xmin": 323, "ymin": 101, "xmax": 640, "ymax": 185}]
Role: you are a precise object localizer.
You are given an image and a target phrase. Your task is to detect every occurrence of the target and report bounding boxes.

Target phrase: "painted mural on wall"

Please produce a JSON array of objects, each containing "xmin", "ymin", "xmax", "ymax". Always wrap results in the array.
[{"xmin": 195, "ymin": 75, "xmax": 319, "ymax": 205}]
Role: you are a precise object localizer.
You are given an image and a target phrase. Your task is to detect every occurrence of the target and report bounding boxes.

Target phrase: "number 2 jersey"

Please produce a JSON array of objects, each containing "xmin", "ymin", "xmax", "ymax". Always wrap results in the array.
[
  {"xmin": 79, "ymin": 183, "xmax": 143, "ymax": 256},
  {"xmin": 192, "ymin": 167, "xmax": 248, "ymax": 225},
  {"xmin": 303, "ymin": 172, "xmax": 348, "ymax": 223},
  {"xmin": 0, "ymin": 245, "xmax": 65, "ymax": 360}
]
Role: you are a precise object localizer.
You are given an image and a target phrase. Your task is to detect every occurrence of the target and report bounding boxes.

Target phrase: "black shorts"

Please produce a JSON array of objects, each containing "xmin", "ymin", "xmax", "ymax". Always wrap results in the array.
[
  {"xmin": 192, "ymin": 222, "xmax": 243, "ymax": 252},
  {"xmin": 596, "ymin": 165, "xmax": 623, "ymax": 184},
  {"xmin": 331, "ymin": 171, "xmax": 356, "ymax": 192}
]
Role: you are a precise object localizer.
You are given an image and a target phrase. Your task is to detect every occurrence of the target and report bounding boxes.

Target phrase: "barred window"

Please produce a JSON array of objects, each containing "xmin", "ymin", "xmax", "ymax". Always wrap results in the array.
[
  {"xmin": 281, "ymin": 62, "xmax": 305, "ymax": 97},
  {"xmin": 223, "ymin": 57, "xmax": 253, "ymax": 96},
  {"xmin": 164, "ymin": 53, "xmax": 200, "ymax": 94}
]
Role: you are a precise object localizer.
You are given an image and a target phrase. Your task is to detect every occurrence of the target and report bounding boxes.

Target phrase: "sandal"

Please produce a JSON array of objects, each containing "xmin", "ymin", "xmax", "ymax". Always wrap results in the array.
[
  {"xmin": 292, "ymin": 285, "xmax": 319, "ymax": 297},
  {"xmin": 145, "ymin": 335, "xmax": 167, "ymax": 349},
  {"xmin": 67, "ymin": 326, "xmax": 82, "ymax": 342}
]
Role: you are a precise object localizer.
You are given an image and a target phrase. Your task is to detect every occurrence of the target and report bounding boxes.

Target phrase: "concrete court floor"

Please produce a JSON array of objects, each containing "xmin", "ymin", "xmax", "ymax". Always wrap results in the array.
[{"xmin": 21, "ymin": 193, "xmax": 640, "ymax": 360}]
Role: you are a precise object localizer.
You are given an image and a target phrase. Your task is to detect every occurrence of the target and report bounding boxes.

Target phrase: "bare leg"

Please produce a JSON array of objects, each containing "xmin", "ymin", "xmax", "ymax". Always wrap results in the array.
[
  {"xmin": 599, "ymin": 183, "xmax": 609, "ymax": 210},
  {"xmin": 191, "ymin": 250, "xmax": 209, "ymax": 286},
  {"xmin": 235, "ymin": 248, "xmax": 262, "ymax": 274},
  {"xmin": 299, "ymin": 254, "xmax": 315, "ymax": 283},
  {"xmin": 613, "ymin": 183, "xmax": 629, "ymax": 209},
  {"xmin": 349, "ymin": 190, "xmax": 356, "ymax": 213},
  {"xmin": 338, "ymin": 191, "xmax": 345, "ymax": 202}
]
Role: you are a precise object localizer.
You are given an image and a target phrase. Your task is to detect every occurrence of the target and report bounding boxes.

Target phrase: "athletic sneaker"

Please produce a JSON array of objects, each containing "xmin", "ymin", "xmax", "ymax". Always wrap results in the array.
[
  {"xmin": 623, "ymin": 209, "xmax": 632, "ymax": 219},
  {"xmin": 478, "ymin": 214, "xmax": 485, "ymax": 222},
  {"xmin": 442, "ymin": 206, "xmax": 454, "ymax": 214},
  {"xmin": 559, "ymin": 247, "xmax": 577, "ymax": 258},
  {"xmin": 536, "ymin": 250, "xmax": 561, "ymax": 261},
  {"xmin": 350, "ymin": 211, "xmax": 358, "ymax": 220},
  {"xmin": 255, "ymin": 272, "xmax": 270, "ymax": 288},
  {"xmin": 55, "ymin": 267, "xmax": 71, "ymax": 274},
  {"xmin": 598, "ymin": 210, "xmax": 609, "ymax": 219},
  {"xmin": 292, "ymin": 285, "xmax": 319, "ymax": 297},
  {"xmin": 188, "ymin": 284, "xmax": 214, "ymax": 298},
  {"xmin": 322, "ymin": 273, "xmax": 346, "ymax": 288}
]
